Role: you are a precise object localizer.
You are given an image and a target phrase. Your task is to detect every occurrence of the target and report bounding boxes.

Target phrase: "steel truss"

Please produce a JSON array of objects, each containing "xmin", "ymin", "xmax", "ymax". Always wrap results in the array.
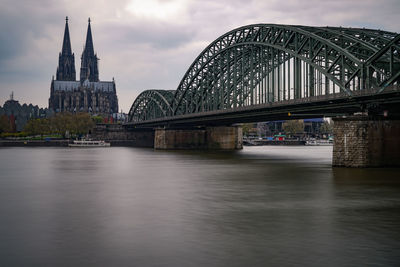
[
  {"xmin": 129, "ymin": 24, "xmax": 400, "ymax": 123},
  {"xmin": 128, "ymin": 90, "xmax": 175, "ymax": 122}
]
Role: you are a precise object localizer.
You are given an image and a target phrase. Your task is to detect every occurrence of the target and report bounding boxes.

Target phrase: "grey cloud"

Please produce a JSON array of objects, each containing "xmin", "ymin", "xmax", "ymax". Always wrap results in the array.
[
  {"xmin": 99, "ymin": 22, "xmax": 197, "ymax": 50},
  {"xmin": 1, "ymin": 0, "xmax": 400, "ymax": 111}
]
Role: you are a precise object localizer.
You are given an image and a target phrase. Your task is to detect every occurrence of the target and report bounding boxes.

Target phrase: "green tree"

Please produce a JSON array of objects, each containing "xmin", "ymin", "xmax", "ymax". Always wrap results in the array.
[
  {"xmin": 24, "ymin": 119, "xmax": 40, "ymax": 135},
  {"xmin": 0, "ymin": 115, "xmax": 11, "ymax": 133},
  {"xmin": 282, "ymin": 120, "xmax": 304, "ymax": 136},
  {"xmin": 24, "ymin": 112, "xmax": 94, "ymax": 138},
  {"xmin": 92, "ymin": 115, "xmax": 104, "ymax": 124},
  {"xmin": 75, "ymin": 113, "xmax": 94, "ymax": 135},
  {"xmin": 49, "ymin": 113, "xmax": 68, "ymax": 136},
  {"xmin": 320, "ymin": 120, "xmax": 334, "ymax": 134},
  {"xmin": 242, "ymin": 123, "xmax": 255, "ymax": 136}
]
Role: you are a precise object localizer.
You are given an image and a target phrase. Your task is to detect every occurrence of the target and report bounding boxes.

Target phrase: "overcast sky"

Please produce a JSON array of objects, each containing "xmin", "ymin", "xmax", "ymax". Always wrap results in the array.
[{"xmin": 0, "ymin": 0, "xmax": 399, "ymax": 112}]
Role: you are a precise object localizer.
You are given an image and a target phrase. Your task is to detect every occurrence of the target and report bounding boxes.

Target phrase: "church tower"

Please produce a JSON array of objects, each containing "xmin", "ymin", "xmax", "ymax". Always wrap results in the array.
[
  {"xmin": 56, "ymin": 17, "xmax": 76, "ymax": 81},
  {"xmin": 80, "ymin": 18, "xmax": 99, "ymax": 82},
  {"xmin": 50, "ymin": 17, "xmax": 118, "ymax": 115}
]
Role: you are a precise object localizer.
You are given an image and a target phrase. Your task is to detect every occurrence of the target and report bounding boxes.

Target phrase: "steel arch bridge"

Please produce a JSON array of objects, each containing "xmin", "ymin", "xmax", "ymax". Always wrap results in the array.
[
  {"xmin": 129, "ymin": 90, "xmax": 175, "ymax": 122},
  {"xmin": 128, "ymin": 24, "xmax": 400, "ymax": 126}
]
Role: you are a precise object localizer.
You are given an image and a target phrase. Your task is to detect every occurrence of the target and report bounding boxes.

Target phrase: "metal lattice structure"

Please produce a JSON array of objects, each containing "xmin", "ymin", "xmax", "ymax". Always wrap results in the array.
[
  {"xmin": 129, "ymin": 90, "xmax": 175, "ymax": 122},
  {"xmin": 129, "ymin": 24, "xmax": 400, "ymax": 123}
]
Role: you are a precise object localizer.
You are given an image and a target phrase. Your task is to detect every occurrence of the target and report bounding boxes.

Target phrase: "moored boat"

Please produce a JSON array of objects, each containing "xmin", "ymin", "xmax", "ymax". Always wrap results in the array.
[
  {"xmin": 68, "ymin": 140, "xmax": 110, "ymax": 147},
  {"xmin": 305, "ymin": 139, "xmax": 333, "ymax": 146}
]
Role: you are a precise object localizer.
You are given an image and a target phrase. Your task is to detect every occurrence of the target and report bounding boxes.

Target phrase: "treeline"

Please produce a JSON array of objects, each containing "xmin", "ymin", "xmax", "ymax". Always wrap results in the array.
[
  {"xmin": 23, "ymin": 112, "xmax": 94, "ymax": 137},
  {"xmin": 0, "ymin": 115, "xmax": 12, "ymax": 133}
]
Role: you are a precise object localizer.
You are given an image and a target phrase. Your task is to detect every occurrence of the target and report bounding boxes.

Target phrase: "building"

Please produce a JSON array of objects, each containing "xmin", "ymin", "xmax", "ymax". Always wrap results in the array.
[
  {"xmin": 303, "ymin": 118, "xmax": 324, "ymax": 136},
  {"xmin": 0, "ymin": 92, "xmax": 49, "ymax": 132},
  {"xmin": 49, "ymin": 17, "xmax": 118, "ymax": 115}
]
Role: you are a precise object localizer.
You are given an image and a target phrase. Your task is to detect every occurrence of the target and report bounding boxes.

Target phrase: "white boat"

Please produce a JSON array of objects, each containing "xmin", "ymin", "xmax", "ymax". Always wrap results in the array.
[
  {"xmin": 68, "ymin": 140, "xmax": 110, "ymax": 147},
  {"xmin": 305, "ymin": 139, "xmax": 333, "ymax": 146}
]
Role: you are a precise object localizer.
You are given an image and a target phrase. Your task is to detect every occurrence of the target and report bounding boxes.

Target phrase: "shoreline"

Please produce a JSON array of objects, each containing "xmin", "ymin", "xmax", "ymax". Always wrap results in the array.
[
  {"xmin": 243, "ymin": 140, "xmax": 307, "ymax": 146},
  {"xmin": 0, "ymin": 140, "xmax": 152, "ymax": 147},
  {"xmin": 0, "ymin": 140, "xmax": 70, "ymax": 147},
  {"xmin": 1, "ymin": 139, "xmax": 333, "ymax": 147}
]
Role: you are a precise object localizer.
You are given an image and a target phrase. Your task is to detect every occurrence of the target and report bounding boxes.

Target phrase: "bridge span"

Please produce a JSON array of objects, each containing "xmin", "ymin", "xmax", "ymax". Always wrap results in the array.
[{"xmin": 119, "ymin": 24, "xmax": 400, "ymax": 167}]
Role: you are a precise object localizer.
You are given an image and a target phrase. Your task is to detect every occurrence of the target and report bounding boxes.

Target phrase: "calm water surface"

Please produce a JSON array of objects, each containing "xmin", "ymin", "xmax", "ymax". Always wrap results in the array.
[{"xmin": 0, "ymin": 146, "xmax": 399, "ymax": 266}]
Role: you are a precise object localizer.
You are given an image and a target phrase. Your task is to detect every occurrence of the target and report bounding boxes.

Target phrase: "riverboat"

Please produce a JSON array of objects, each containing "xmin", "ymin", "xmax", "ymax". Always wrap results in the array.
[
  {"xmin": 68, "ymin": 140, "xmax": 110, "ymax": 147},
  {"xmin": 305, "ymin": 139, "xmax": 333, "ymax": 146}
]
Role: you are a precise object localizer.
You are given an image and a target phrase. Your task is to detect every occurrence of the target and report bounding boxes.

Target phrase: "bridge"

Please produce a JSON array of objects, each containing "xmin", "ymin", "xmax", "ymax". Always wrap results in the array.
[{"xmin": 118, "ymin": 24, "xmax": 400, "ymax": 167}]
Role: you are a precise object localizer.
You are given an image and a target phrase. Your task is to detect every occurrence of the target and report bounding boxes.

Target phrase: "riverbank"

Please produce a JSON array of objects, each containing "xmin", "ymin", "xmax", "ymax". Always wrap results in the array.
[
  {"xmin": 243, "ymin": 139, "xmax": 306, "ymax": 146},
  {"xmin": 0, "ymin": 140, "xmax": 70, "ymax": 147},
  {"xmin": 0, "ymin": 139, "xmax": 149, "ymax": 147}
]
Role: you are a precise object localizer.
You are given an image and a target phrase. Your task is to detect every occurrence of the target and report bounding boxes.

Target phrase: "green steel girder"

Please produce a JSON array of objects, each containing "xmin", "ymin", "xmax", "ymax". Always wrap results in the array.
[
  {"xmin": 128, "ymin": 24, "xmax": 400, "ymax": 123},
  {"xmin": 177, "ymin": 42, "xmax": 357, "ymax": 116},
  {"xmin": 128, "ymin": 90, "xmax": 174, "ymax": 122},
  {"xmin": 187, "ymin": 46, "xmax": 283, "ymax": 113}
]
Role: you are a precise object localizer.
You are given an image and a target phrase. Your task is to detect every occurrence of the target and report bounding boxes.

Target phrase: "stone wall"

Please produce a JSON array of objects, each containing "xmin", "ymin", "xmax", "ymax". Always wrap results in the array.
[
  {"xmin": 154, "ymin": 126, "xmax": 243, "ymax": 150},
  {"xmin": 206, "ymin": 126, "xmax": 243, "ymax": 150},
  {"xmin": 92, "ymin": 124, "xmax": 154, "ymax": 147},
  {"xmin": 333, "ymin": 117, "xmax": 400, "ymax": 167},
  {"xmin": 154, "ymin": 128, "xmax": 206, "ymax": 149}
]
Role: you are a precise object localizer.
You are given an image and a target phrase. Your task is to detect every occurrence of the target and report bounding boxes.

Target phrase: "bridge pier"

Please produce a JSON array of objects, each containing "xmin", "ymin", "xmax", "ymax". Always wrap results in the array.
[
  {"xmin": 154, "ymin": 126, "xmax": 243, "ymax": 150},
  {"xmin": 92, "ymin": 124, "xmax": 155, "ymax": 147},
  {"xmin": 333, "ymin": 116, "xmax": 400, "ymax": 167}
]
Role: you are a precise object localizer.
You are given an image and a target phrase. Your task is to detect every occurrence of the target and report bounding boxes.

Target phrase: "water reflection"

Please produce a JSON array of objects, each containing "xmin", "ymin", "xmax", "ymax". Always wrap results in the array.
[{"xmin": 0, "ymin": 146, "xmax": 399, "ymax": 266}]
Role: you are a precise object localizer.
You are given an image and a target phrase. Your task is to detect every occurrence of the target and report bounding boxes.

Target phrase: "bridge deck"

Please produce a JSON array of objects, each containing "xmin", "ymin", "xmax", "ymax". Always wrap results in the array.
[{"xmin": 125, "ymin": 87, "xmax": 400, "ymax": 127}]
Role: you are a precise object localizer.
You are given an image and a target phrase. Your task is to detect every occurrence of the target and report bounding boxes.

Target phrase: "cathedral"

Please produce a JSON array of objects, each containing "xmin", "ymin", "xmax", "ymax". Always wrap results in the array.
[{"xmin": 49, "ymin": 17, "xmax": 118, "ymax": 115}]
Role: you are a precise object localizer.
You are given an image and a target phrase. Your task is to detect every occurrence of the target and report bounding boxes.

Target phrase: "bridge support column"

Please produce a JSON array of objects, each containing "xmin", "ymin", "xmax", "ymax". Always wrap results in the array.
[
  {"xmin": 154, "ymin": 126, "xmax": 243, "ymax": 150},
  {"xmin": 333, "ymin": 116, "xmax": 400, "ymax": 167},
  {"xmin": 92, "ymin": 124, "xmax": 155, "ymax": 147}
]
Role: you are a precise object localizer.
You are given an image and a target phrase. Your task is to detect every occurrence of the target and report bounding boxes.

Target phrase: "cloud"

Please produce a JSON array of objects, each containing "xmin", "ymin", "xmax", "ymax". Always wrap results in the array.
[
  {"xmin": 0, "ymin": 0, "xmax": 399, "ymax": 111},
  {"xmin": 100, "ymin": 22, "xmax": 196, "ymax": 50}
]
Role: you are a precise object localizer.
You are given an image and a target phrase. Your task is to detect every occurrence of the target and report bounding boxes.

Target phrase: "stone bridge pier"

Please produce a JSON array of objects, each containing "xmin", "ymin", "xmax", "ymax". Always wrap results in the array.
[
  {"xmin": 333, "ymin": 116, "xmax": 400, "ymax": 167},
  {"xmin": 154, "ymin": 126, "xmax": 243, "ymax": 150},
  {"xmin": 93, "ymin": 124, "xmax": 243, "ymax": 150},
  {"xmin": 92, "ymin": 124, "xmax": 155, "ymax": 147}
]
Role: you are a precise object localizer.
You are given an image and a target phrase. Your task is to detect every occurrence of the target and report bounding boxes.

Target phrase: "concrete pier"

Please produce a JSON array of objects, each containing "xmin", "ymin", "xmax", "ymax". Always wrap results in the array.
[
  {"xmin": 92, "ymin": 124, "xmax": 242, "ymax": 150},
  {"xmin": 92, "ymin": 124, "xmax": 154, "ymax": 147},
  {"xmin": 154, "ymin": 126, "xmax": 243, "ymax": 150},
  {"xmin": 333, "ymin": 116, "xmax": 400, "ymax": 167}
]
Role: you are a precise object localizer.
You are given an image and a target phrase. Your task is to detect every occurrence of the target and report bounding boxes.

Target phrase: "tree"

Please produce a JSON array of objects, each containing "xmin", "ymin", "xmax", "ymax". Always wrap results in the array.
[
  {"xmin": 282, "ymin": 120, "xmax": 304, "ymax": 136},
  {"xmin": 24, "ymin": 112, "xmax": 94, "ymax": 137},
  {"xmin": 74, "ymin": 113, "xmax": 94, "ymax": 135},
  {"xmin": 92, "ymin": 115, "xmax": 104, "ymax": 124},
  {"xmin": 320, "ymin": 120, "xmax": 334, "ymax": 135},
  {"xmin": 49, "ymin": 113, "xmax": 70, "ymax": 137},
  {"xmin": 242, "ymin": 123, "xmax": 256, "ymax": 137},
  {"xmin": 0, "ymin": 115, "xmax": 11, "ymax": 133},
  {"xmin": 24, "ymin": 119, "xmax": 40, "ymax": 135},
  {"xmin": 23, "ymin": 118, "xmax": 49, "ymax": 136}
]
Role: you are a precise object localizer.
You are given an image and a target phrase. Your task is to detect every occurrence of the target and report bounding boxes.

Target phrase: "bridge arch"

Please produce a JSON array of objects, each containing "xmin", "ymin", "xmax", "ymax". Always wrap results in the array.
[
  {"xmin": 128, "ymin": 24, "xmax": 400, "ymax": 122},
  {"xmin": 128, "ymin": 90, "xmax": 175, "ymax": 122},
  {"xmin": 172, "ymin": 24, "xmax": 400, "ymax": 115}
]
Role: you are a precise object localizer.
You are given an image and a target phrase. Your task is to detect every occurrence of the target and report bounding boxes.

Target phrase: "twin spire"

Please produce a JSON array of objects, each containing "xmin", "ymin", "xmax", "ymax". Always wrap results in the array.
[
  {"xmin": 57, "ymin": 17, "xmax": 99, "ymax": 82},
  {"xmin": 83, "ymin": 18, "xmax": 95, "ymax": 56},
  {"xmin": 61, "ymin": 16, "xmax": 72, "ymax": 55}
]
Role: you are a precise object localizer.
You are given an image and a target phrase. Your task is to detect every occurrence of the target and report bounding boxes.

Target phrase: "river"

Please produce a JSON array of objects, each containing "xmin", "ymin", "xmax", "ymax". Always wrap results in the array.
[{"xmin": 0, "ymin": 146, "xmax": 399, "ymax": 266}]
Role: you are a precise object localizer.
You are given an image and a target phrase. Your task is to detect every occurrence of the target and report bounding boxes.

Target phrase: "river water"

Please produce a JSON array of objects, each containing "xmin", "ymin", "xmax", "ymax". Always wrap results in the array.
[{"xmin": 0, "ymin": 146, "xmax": 399, "ymax": 266}]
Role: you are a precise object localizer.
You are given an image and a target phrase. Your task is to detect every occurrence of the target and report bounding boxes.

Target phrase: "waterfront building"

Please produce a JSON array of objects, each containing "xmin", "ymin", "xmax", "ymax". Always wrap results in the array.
[
  {"xmin": 0, "ymin": 92, "xmax": 48, "ymax": 132},
  {"xmin": 49, "ymin": 17, "xmax": 118, "ymax": 115}
]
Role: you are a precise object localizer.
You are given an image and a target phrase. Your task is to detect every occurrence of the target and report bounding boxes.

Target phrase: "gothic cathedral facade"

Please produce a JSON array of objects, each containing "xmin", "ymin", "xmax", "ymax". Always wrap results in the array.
[{"xmin": 49, "ymin": 17, "xmax": 118, "ymax": 115}]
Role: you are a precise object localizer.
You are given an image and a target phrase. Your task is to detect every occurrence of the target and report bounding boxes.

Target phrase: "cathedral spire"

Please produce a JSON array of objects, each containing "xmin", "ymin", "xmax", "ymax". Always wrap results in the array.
[
  {"xmin": 56, "ymin": 16, "xmax": 76, "ymax": 81},
  {"xmin": 80, "ymin": 17, "xmax": 99, "ymax": 82},
  {"xmin": 84, "ymin": 17, "xmax": 95, "ymax": 56},
  {"xmin": 61, "ymin": 16, "xmax": 72, "ymax": 55}
]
